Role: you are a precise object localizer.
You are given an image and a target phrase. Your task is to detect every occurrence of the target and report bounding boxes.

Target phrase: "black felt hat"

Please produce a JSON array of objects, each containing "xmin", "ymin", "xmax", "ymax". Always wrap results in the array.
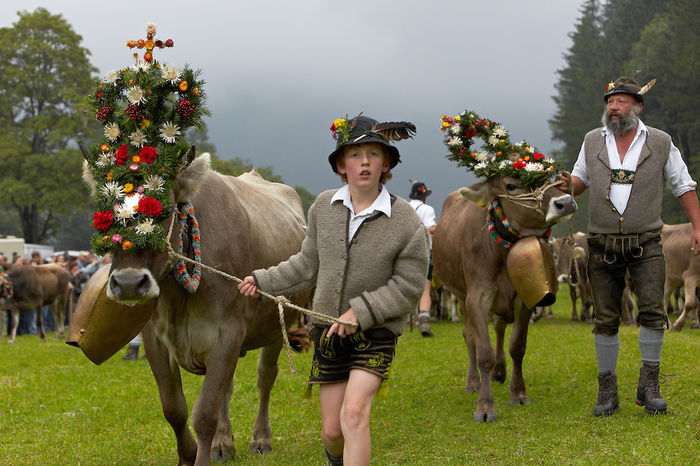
[
  {"xmin": 328, "ymin": 115, "xmax": 416, "ymax": 173},
  {"xmin": 603, "ymin": 76, "xmax": 656, "ymax": 104},
  {"xmin": 409, "ymin": 180, "xmax": 431, "ymax": 199}
]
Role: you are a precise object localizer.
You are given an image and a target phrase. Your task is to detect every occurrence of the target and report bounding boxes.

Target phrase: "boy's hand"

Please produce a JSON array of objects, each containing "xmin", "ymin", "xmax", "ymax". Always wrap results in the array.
[
  {"xmin": 556, "ymin": 171, "xmax": 572, "ymax": 193},
  {"xmin": 327, "ymin": 308, "xmax": 358, "ymax": 338},
  {"xmin": 237, "ymin": 276, "xmax": 260, "ymax": 298}
]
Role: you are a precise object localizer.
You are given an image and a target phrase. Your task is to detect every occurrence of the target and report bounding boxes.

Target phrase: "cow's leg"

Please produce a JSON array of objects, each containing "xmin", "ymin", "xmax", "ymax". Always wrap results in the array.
[
  {"xmin": 211, "ymin": 381, "xmax": 236, "ymax": 462},
  {"xmin": 36, "ymin": 307, "xmax": 46, "ymax": 342},
  {"xmin": 51, "ymin": 299, "xmax": 66, "ymax": 340},
  {"xmin": 492, "ymin": 315, "xmax": 507, "ymax": 384},
  {"xmin": 248, "ymin": 339, "xmax": 282, "ymax": 454},
  {"xmin": 466, "ymin": 290, "xmax": 498, "ymax": 422},
  {"xmin": 570, "ymin": 283, "xmax": 579, "ymax": 321},
  {"xmin": 7, "ymin": 310, "xmax": 19, "ymax": 344},
  {"xmin": 581, "ymin": 281, "xmax": 593, "ymax": 323},
  {"xmin": 671, "ymin": 274, "xmax": 699, "ymax": 331},
  {"xmin": 508, "ymin": 303, "xmax": 533, "ymax": 406},
  {"xmin": 191, "ymin": 320, "xmax": 242, "ymax": 465},
  {"xmin": 461, "ymin": 307, "xmax": 479, "ymax": 394},
  {"xmin": 142, "ymin": 323, "xmax": 197, "ymax": 466}
]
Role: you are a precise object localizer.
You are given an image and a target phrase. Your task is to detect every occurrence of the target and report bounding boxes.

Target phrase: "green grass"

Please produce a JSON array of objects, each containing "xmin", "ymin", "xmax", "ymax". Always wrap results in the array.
[{"xmin": 1, "ymin": 290, "xmax": 698, "ymax": 465}]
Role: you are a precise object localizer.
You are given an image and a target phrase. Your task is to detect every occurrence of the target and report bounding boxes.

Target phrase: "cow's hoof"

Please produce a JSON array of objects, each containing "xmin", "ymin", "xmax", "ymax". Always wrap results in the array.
[
  {"xmin": 492, "ymin": 369, "xmax": 506, "ymax": 384},
  {"xmin": 211, "ymin": 439, "xmax": 235, "ymax": 462},
  {"xmin": 509, "ymin": 395, "xmax": 530, "ymax": 406},
  {"xmin": 249, "ymin": 439, "xmax": 272, "ymax": 455},
  {"xmin": 7, "ymin": 339, "xmax": 15, "ymax": 344},
  {"xmin": 473, "ymin": 409, "xmax": 497, "ymax": 422}
]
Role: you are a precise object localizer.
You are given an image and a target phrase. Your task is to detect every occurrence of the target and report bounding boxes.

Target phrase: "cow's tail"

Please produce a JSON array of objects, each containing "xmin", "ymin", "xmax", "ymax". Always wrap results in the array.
[{"xmin": 286, "ymin": 327, "xmax": 312, "ymax": 353}]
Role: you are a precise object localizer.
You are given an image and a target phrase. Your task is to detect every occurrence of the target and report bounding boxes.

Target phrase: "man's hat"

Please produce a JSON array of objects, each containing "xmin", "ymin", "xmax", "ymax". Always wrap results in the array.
[
  {"xmin": 603, "ymin": 76, "xmax": 656, "ymax": 103},
  {"xmin": 328, "ymin": 115, "xmax": 416, "ymax": 173},
  {"xmin": 409, "ymin": 180, "xmax": 431, "ymax": 199}
]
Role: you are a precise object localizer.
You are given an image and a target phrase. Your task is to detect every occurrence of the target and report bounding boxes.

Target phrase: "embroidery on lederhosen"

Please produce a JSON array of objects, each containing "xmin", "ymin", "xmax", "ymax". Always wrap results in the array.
[
  {"xmin": 351, "ymin": 332, "xmax": 370, "ymax": 350},
  {"xmin": 611, "ymin": 169, "xmax": 635, "ymax": 185},
  {"xmin": 319, "ymin": 328, "xmax": 336, "ymax": 358},
  {"xmin": 366, "ymin": 354, "xmax": 386, "ymax": 368}
]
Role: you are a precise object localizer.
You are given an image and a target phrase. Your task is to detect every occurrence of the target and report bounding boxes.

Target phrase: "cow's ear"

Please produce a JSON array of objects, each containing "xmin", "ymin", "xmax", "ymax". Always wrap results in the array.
[
  {"xmin": 459, "ymin": 180, "xmax": 494, "ymax": 207},
  {"xmin": 174, "ymin": 152, "xmax": 211, "ymax": 202}
]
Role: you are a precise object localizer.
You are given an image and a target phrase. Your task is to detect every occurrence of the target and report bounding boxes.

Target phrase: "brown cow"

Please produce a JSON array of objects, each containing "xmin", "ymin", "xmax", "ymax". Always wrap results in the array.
[
  {"xmin": 433, "ymin": 176, "xmax": 577, "ymax": 422},
  {"xmin": 82, "ymin": 150, "xmax": 307, "ymax": 465},
  {"xmin": 551, "ymin": 233, "xmax": 593, "ymax": 322},
  {"xmin": 661, "ymin": 223, "xmax": 699, "ymax": 330},
  {"xmin": 4, "ymin": 263, "xmax": 71, "ymax": 343}
]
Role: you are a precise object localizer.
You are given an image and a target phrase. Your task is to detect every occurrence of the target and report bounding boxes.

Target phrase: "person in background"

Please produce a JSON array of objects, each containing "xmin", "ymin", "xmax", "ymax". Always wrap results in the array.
[
  {"xmin": 557, "ymin": 76, "xmax": 700, "ymax": 417},
  {"xmin": 407, "ymin": 180, "xmax": 437, "ymax": 337}
]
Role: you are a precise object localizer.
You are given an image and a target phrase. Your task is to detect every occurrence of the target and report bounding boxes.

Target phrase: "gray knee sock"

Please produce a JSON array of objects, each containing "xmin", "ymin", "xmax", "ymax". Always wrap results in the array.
[
  {"xmin": 639, "ymin": 326, "xmax": 664, "ymax": 365},
  {"xmin": 595, "ymin": 333, "xmax": 619, "ymax": 375}
]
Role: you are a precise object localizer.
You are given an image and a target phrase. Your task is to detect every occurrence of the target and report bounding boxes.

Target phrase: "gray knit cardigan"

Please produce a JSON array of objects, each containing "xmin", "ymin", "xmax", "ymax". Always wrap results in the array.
[{"xmin": 253, "ymin": 189, "xmax": 430, "ymax": 335}]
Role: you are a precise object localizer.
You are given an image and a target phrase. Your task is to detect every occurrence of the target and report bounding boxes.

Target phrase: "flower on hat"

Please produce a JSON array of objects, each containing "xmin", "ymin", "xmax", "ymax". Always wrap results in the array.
[
  {"xmin": 606, "ymin": 81, "xmax": 615, "ymax": 91},
  {"xmin": 330, "ymin": 118, "xmax": 350, "ymax": 144}
]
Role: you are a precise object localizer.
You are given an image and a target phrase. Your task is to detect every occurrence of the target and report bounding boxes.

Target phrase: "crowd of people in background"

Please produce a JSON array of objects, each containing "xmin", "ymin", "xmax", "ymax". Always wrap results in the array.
[{"xmin": 0, "ymin": 249, "xmax": 110, "ymax": 336}]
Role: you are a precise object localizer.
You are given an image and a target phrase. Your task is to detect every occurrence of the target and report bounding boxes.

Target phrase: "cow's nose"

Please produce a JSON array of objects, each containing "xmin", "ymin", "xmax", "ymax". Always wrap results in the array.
[
  {"xmin": 109, "ymin": 272, "xmax": 152, "ymax": 300},
  {"xmin": 546, "ymin": 194, "xmax": 578, "ymax": 222}
]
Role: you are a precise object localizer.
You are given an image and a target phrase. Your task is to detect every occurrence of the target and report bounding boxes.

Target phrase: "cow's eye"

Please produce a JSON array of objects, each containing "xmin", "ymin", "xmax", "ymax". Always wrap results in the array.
[{"xmin": 505, "ymin": 183, "xmax": 518, "ymax": 191}]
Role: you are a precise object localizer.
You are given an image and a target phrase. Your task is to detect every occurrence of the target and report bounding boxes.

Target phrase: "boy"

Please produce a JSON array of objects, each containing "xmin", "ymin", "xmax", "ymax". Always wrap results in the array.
[{"xmin": 238, "ymin": 115, "xmax": 429, "ymax": 465}]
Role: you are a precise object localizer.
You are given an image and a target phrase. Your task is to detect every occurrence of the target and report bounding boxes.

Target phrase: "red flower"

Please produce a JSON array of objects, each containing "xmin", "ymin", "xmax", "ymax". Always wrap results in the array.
[
  {"xmin": 330, "ymin": 123, "xmax": 336, "ymax": 131},
  {"xmin": 464, "ymin": 128, "xmax": 477, "ymax": 139},
  {"xmin": 93, "ymin": 211, "xmax": 114, "ymax": 232},
  {"xmin": 139, "ymin": 146, "xmax": 158, "ymax": 164},
  {"xmin": 164, "ymin": 39, "xmax": 174, "ymax": 47},
  {"xmin": 155, "ymin": 40, "xmax": 163, "ymax": 48},
  {"xmin": 513, "ymin": 159, "xmax": 526, "ymax": 169},
  {"xmin": 115, "ymin": 145, "xmax": 129, "ymax": 165},
  {"xmin": 138, "ymin": 197, "xmax": 163, "ymax": 217},
  {"xmin": 533, "ymin": 152, "xmax": 545, "ymax": 161}
]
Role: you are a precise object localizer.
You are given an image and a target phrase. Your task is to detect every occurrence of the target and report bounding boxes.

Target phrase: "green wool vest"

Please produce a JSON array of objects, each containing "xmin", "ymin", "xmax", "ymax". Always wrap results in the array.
[{"xmin": 584, "ymin": 126, "xmax": 671, "ymax": 234}]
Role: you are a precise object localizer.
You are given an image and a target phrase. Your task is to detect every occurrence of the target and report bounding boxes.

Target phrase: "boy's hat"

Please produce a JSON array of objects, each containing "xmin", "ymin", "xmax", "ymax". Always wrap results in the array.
[
  {"xmin": 328, "ymin": 115, "xmax": 416, "ymax": 173},
  {"xmin": 603, "ymin": 76, "xmax": 656, "ymax": 103},
  {"xmin": 409, "ymin": 180, "xmax": 431, "ymax": 199}
]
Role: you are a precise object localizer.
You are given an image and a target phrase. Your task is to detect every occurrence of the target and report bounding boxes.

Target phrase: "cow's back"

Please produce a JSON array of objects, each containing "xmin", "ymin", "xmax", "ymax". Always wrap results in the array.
[{"xmin": 34, "ymin": 264, "xmax": 70, "ymax": 305}]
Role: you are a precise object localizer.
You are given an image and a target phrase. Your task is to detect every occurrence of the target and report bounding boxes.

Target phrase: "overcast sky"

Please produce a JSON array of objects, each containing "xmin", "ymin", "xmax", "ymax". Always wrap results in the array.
[{"xmin": 3, "ymin": 0, "xmax": 585, "ymax": 215}]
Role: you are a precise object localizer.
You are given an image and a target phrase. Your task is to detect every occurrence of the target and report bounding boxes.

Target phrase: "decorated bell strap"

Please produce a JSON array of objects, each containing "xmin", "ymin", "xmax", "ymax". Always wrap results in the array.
[
  {"xmin": 487, "ymin": 199, "xmax": 551, "ymax": 249},
  {"xmin": 173, "ymin": 202, "xmax": 202, "ymax": 293}
]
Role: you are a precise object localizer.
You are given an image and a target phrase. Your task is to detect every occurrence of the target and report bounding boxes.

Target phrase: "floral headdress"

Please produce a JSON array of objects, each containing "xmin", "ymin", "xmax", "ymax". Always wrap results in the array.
[
  {"xmin": 440, "ymin": 110, "xmax": 560, "ymax": 187},
  {"xmin": 85, "ymin": 23, "xmax": 209, "ymax": 255}
]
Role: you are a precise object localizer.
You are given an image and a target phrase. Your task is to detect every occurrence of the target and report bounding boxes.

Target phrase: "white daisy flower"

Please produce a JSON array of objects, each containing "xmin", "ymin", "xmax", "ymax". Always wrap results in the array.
[
  {"xmin": 159, "ymin": 121, "xmax": 181, "ymax": 144},
  {"xmin": 103, "ymin": 123, "xmax": 120, "ymax": 142},
  {"xmin": 135, "ymin": 218, "xmax": 155, "ymax": 235},
  {"xmin": 103, "ymin": 69, "xmax": 120, "ymax": 85},
  {"xmin": 126, "ymin": 86, "xmax": 146, "ymax": 105},
  {"xmin": 129, "ymin": 129, "xmax": 148, "ymax": 147},
  {"xmin": 145, "ymin": 175, "xmax": 165, "ymax": 192},
  {"xmin": 116, "ymin": 205, "xmax": 135, "ymax": 224},
  {"xmin": 101, "ymin": 181, "xmax": 124, "ymax": 199},
  {"xmin": 161, "ymin": 64, "xmax": 182, "ymax": 85},
  {"xmin": 131, "ymin": 61, "xmax": 151, "ymax": 73},
  {"xmin": 447, "ymin": 136, "xmax": 462, "ymax": 147},
  {"xmin": 474, "ymin": 161, "xmax": 488, "ymax": 170},
  {"xmin": 499, "ymin": 160, "xmax": 511, "ymax": 169},
  {"xmin": 487, "ymin": 136, "xmax": 499, "ymax": 146},
  {"xmin": 493, "ymin": 126, "xmax": 508, "ymax": 137},
  {"xmin": 475, "ymin": 152, "xmax": 489, "ymax": 162},
  {"xmin": 449, "ymin": 124, "xmax": 461, "ymax": 135},
  {"xmin": 525, "ymin": 162, "xmax": 544, "ymax": 172},
  {"xmin": 526, "ymin": 145, "xmax": 535, "ymax": 154},
  {"xmin": 96, "ymin": 152, "xmax": 115, "ymax": 167},
  {"xmin": 544, "ymin": 158, "xmax": 555, "ymax": 164}
]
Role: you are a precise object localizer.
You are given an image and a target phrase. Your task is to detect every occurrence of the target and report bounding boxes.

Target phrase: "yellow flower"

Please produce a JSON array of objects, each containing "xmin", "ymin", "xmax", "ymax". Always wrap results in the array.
[
  {"xmin": 122, "ymin": 240, "xmax": 133, "ymax": 250},
  {"xmin": 193, "ymin": 87, "xmax": 199, "ymax": 96},
  {"xmin": 140, "ymin": 119, "xmax": 150, "ymax": 130},
  {"xmin": 123, "ymin": 183, "xmax": 133, "ymax": 193},
  {"xmin": 132, "ymin": 155, "xmax": 141, "ymax": 163},
  {"xmin": 455, "ymin": 115, "xmax": 461, "ymax": 121},
  {"xmin": 145, "ymin": 40, "xmax": 154, "ymax": 50},
  {"xmin": 100, "ymin": 144, "xmax": 110, "ymax": 152},
  {"xmin": 106, "ymin": 171, "xmax": 113, "ymax": 181},
  {"xmin": 333, "ymin": 118, "xmax": 347, "ymax": 129},
  {"xmin": 179, "ymin": 81, "xmax": 188, "ymax": 92},
  {"xmin": 102, "ymin": 235, "xmax": 110, "ymax": 243}
]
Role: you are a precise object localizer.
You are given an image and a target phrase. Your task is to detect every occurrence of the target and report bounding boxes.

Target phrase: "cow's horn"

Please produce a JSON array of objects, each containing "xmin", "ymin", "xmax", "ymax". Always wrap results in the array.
[
  {"xmin": 78, "ymin": 141, "xmax": 90, "ymax": 160},
  {"xmin": 180, "ymin": 145, "xmax": 196, "ymax": 167}
]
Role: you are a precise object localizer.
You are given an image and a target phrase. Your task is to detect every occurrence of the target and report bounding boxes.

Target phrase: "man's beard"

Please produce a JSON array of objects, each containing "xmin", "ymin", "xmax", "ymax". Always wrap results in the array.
[{"xmin": 602, "ymin": 106, "xmax": 640, "ymax": 135}]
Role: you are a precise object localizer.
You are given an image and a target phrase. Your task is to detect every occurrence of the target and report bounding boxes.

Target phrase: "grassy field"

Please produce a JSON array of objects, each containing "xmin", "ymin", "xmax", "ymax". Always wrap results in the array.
[{"xmin": 1, "ymin": 290, "xmax": 698, "ymax": 465}]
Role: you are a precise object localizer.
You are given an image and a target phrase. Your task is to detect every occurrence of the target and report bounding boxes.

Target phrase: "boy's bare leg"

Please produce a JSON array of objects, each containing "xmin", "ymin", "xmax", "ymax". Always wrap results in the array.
[
  {"xmin": 341, "ymin": 369, "xmax": 382, "ymax": 466},
  {"xmin": 320, "ymin": 381, "xmax": 348, "ymax": 458}
]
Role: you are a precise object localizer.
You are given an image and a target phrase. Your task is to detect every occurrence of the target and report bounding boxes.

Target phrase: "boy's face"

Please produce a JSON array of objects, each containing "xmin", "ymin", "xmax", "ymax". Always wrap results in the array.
[{"xmin": 337, "ymin": 142, "xmax": 389, "ymax": 189}]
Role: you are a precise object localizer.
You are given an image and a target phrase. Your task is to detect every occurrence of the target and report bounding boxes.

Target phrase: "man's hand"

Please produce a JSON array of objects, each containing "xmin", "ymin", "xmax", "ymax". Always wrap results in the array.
[
  {"xmin": 327, "ymin": 308, "xmax": 359, "ymax": 338},
  {"xmin": 556, "ymin": 171, "xmax": 573, "ymax": 194},
  {"xmin": 237, "ymin": 275, "xmax": 260, "ymax": 298},
  {"xmin": 691, "ymin": 227, "xmax": 700, "ymax": 256}
]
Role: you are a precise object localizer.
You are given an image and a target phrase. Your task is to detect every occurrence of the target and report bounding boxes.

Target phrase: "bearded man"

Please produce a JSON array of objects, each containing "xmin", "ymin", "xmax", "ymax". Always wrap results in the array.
[{"xmin": 557, "ymin": 76, "xmax": 700, "ymax": 417}]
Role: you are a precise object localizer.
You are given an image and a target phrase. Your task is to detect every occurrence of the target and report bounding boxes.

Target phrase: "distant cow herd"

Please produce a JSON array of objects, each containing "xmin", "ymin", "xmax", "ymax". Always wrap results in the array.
[{"xmin": 1, "ymin": 157, "xmax": 698, "ymax": 463}]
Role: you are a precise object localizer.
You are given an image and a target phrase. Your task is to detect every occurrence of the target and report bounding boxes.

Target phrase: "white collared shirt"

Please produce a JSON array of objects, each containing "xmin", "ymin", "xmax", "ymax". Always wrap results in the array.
[
  {"xmin": 331, "ymin": 184, "xmax": 392, "ymax": 242},
  {"xmin": 572, "ymin": 119, "xmax": 697, "ymax": 213}
]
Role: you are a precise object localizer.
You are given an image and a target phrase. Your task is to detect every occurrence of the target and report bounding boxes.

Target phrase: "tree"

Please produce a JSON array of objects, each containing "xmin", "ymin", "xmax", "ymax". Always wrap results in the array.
[{"xmin": 0, "ymin": 8, "xmax": 98, "ymax": 244}]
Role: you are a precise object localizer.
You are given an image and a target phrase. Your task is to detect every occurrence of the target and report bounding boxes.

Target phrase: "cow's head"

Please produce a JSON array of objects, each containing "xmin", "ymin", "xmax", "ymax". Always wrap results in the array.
[
  {"xmin": 459, "ymin": 175, "xmax": 577, "ymax": 237},
  {"xmin": 83, "ymin": 146, "xmax": 210, "ymax": 306}
]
